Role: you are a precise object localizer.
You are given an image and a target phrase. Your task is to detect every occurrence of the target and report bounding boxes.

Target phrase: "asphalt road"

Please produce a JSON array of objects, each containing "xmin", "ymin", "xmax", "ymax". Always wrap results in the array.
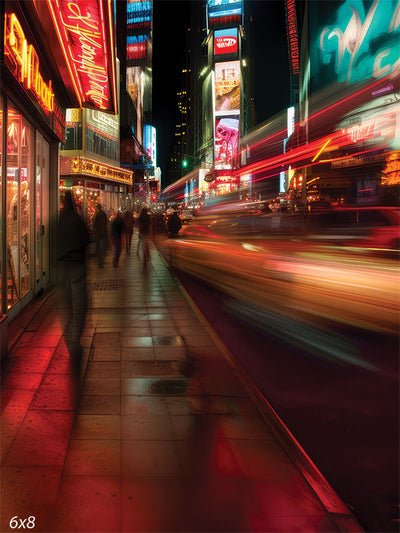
[{"xmin": 172, "ymin": 267, "xmax": 399, "ymax": 533}]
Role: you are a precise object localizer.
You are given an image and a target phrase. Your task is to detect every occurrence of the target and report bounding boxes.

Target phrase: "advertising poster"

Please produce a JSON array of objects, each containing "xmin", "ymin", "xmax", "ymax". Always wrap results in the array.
[
  {"xmin": 214, "ymin": 28, "xmax": 238, "ymax": 56},
  {"xmin": 126, "ymin": 67, "xmax": 144, "ymax": 110},
  {"xmin": 214, "ymin": 116, "xmax": 239, "ymax": 168},
  {"xmin": 214, "ymin": 61, "xmax": 240, "ymax": 115}
]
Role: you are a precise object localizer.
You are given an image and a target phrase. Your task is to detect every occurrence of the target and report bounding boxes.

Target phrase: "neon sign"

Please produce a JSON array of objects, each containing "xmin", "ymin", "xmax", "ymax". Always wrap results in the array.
[
  {"xmin": 313, "ymin": 0, "xmax": 400, "ymax": 88},
  {"xmin": 285, "ymin": 0, "xmax": 300, "ymax": 75},
  {"xmin": 47, "ymin": 0, "xmax": 118, "ymax": 114},
  {"xmin": 4, "ymin": 13, "xmax": 55, "ymax": 113}
]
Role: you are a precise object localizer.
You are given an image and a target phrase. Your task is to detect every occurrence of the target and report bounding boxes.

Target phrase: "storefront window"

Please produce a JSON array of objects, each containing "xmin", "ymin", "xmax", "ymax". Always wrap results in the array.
[
  {"xmin": 7, "ymin": 106, "xmax": 32, "ymax": 308},
  {"xmin": 86, "ymin": 182, "xmax": 101, "ymax": 228}
]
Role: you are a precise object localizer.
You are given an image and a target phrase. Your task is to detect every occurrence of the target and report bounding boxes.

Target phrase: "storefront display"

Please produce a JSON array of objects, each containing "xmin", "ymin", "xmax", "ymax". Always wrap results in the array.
[{"xmin": 6, "ymin": 106, "xmax": 32, "ymax": 309}]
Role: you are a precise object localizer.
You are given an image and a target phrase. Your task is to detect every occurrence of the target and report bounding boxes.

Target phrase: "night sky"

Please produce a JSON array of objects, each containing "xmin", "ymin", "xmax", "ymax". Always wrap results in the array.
[{"xmin": 152, "ymin": 0, "xmax": 290, "ymax": 180}]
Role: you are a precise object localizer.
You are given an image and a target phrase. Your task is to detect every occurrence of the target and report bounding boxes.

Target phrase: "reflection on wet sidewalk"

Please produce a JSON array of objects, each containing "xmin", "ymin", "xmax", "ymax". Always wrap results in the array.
[{"xmin": 1, "ymin": 234, "xmax": 359, "ymax": 532}]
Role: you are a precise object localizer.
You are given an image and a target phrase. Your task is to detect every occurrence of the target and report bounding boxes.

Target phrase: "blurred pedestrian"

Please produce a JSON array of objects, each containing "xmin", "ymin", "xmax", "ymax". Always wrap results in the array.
[
  {"xmin": 58, "ymin": 190, "xmax": 90, "ymax": 393},
  {"xmin": 93, "ymin": 204, "xmax": 108, "ymax": 267},
  {"xmin": 137, "ymin": 206, "xmax": 151, "ymax": 265},
  {"xmin": 167, "ymin": 210, "xmax": 182, "ymax": 238},
  {"xmin": 111, "ymin": 211, "xmax": 125, "ymax": 268},
  {"xmin": 124, "ymin": 208, "xmax": 135, "ymax": 255}
]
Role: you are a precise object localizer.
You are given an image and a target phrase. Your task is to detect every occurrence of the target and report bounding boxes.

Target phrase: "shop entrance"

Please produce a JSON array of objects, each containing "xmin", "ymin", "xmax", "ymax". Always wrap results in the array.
[{"xmin": 35, "ymin": 131, "xmax": 50, "ymax": 295}]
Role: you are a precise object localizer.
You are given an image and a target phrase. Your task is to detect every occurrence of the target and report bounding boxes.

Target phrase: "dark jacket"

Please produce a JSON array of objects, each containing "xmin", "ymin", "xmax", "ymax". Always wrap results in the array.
[
  {"xmin": 93, "ymin": 209, "xmax": 108, "ymax": 238},
  {"xmin": 58, "ymin": 207, "xmax": 90, "ymax": 263},
  {"xmin": 168, "ymin": 213, "xmax": 182, "ymax": 235},
  {"xmin": 111, "ymin": 215, "xmax": 124, "ymax": 240},
  {"xmin": 138, "ymin": 212, "xmax": 151, "ymax": 235}
]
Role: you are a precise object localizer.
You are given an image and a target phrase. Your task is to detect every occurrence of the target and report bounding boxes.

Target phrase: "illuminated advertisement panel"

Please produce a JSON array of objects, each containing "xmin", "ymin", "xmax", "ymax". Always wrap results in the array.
[
  {"xmin": 310, "ymin": 0, "xmax": 400, "ymax": 91},
  {"xmin": 127, "ymin": 34, "xmax": 147, "ymax": 60},
  {"xmin": 144, "ymin": 124, "xmax": 157, "ymax": 166},
  {"xmin": 127, "ymin": 0, "xmax": 152, "ymax": 30},
  {"xmin": 208, "ymin": 0, "xmax": 243, "ymax": 27},
  {"xmin": 126, "ymin": 67, "xmax": 143, "ymax": 109},
  {"xmin": 214, "ymin": 28, "xmax": 238, "ymax": 56},
  {"xmin": 214, "ymin": 116, "xmax": 239, "ymax": 169},
  {"xmin": 214, "ymin": 61, "xmax": 240, "ymax": 115},
  {"xmin": 46, "ymin": 0, "xmax": 118, "ymax": 114}
]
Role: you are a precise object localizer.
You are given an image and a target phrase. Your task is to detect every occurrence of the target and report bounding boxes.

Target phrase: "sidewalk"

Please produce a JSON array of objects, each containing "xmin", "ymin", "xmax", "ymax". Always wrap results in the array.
[{"xmin": 1, "ymin": 233, "xmax": 361, "ymax": 533}]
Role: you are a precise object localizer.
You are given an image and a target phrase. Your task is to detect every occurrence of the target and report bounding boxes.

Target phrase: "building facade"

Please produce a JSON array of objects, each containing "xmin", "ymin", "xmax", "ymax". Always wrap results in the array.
[{"xmin": 1, "ymin": 0, "xmax": 118, "ymax": 355}]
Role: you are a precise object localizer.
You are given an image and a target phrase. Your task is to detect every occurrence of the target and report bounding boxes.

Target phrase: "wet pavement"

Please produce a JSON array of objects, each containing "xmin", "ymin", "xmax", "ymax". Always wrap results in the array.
[{"xmin": 1, "ymin": 234, "xmax": 362, "ymax": 532}]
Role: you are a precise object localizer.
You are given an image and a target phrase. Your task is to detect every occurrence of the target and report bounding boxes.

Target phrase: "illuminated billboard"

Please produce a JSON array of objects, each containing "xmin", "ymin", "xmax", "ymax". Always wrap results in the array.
[
  {"xmin": 214, "ymin": 116, "xmax": 239, "ymax": 169},
  {"xmin": 127, "ymin": 34, "xmax": 147, "ymax": 61},
  {"xmin": 214, "ymin": 61, "xmax": 240, "ymax": 115},
  {"xmin": 214, "ymin": 28, "xmax": 238, "ymax": 56},
  {"xmin": 126, "ymin": 67, "xmax": 143, "ymax": 109},
  {"xmin": 310, "ymin": 0, "xmax": 400, "ymax": 91},
  {"xmin": 46, "ymin": 0, "xmax": 118, "ymax": 114},
  {"xmin": 127, "ymin": 0, "xmax": 152, "ymax": 30},
  {"xmin": 144, "ymin": 125, "xmax": 157, "ymax": 166},
  {"xmin": 208, "ymin": 0, "xmax": 243, "ymax": 27}
]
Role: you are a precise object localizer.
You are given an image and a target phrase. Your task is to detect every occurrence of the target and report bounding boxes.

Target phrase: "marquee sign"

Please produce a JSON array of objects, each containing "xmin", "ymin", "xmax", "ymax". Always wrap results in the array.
[
  {"xmin": 66, "ymin": 157, "xmax": 133, "ymax": 185},
  {"xmin": 46, "ymin": 0, "xmax": 118, "ymax": 114}
]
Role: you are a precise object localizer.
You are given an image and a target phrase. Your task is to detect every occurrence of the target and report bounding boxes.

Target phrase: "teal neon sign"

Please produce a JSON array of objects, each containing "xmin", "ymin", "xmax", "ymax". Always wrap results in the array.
[{"xmin": 312, "ymin": 0, "xmax": 400, "ymax": 87}]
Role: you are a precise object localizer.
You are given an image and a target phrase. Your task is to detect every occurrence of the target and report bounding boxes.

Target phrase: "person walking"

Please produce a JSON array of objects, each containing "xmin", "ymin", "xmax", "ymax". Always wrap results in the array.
[
  {"xmin": 124, "ymin": 208, "xmax": 135, "ymax": 255},
  {"xmin": 93, "ymin": 204, "xmax": 108, "ymax": 267},
  {"xmin": 58, "ymin": 190, "xmax": 90, "ymax": 396},
  {"xmin": 137, "ymin": 206, "xmax": 151, "ymax": 266},
  {"xmin": 111, "ymin": 211, "xmax": 125, "ymax": 268},
  {"xmin": 167, "ymin": 210, "xmax": 182, "ymax": 238}
]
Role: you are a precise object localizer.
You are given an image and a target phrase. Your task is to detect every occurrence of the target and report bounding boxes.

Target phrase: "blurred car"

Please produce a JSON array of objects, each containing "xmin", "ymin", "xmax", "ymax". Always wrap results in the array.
[{"xmin": 306, "ymin": 206, "xmax": 400, "ymax": 250}]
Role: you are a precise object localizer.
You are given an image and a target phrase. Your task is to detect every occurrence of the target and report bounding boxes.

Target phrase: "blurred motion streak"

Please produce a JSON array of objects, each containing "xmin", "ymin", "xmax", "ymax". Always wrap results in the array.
[{"xmin": 168, "ymin": 218, "xmax": 399, "ymax": 367}]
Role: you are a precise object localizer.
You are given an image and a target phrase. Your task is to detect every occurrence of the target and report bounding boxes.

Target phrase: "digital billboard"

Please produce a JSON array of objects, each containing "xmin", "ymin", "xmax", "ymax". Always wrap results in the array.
[
  {"xmin": 208, "ymin": 0, "xmax": 243, "ymax": 27},
  {"xmin": 214, "ymin": 61, "xmax": 240, "ymax": 115},
  {"xmin": 144, "ymin": 125, "xmax": 157, "ymax": 166},
  {"xmin": 127, "ymin": 0, "xmax": 152, "ymax": 30},
  {"xmin": 310, "ymin": 0, "xmax": 400, "ymax": 92},
  {"xmin": 214, "ymin": 116, "xmax": 239, "ymax": 169},
  {"xmin": 127, "ymin": 34, "xmax": 148, "ymax": 61},
  {"xmin": 214, "ymin": 28, "xmax": 238, "ymax": 56}
]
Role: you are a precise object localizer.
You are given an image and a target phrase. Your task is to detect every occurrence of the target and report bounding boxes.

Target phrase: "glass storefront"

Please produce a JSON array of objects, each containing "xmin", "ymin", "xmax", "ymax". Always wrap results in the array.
[
  {"xmin": 59, "ymin": 179, "xmax": 128, "ymax": 229},
  {"xmin": 6, "ymin": 105, "xmax": 32, "ymax": 309}
]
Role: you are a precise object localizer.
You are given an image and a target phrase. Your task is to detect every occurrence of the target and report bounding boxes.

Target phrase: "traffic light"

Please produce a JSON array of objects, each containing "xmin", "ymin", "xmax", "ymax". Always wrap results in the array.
[
  {"xmin": 182, "ymin": 159, "xmax": 188, "ymax": 168},
  {"xmin": 151, "ymin": 194, "xmax": 157, "ymax": 202}
]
